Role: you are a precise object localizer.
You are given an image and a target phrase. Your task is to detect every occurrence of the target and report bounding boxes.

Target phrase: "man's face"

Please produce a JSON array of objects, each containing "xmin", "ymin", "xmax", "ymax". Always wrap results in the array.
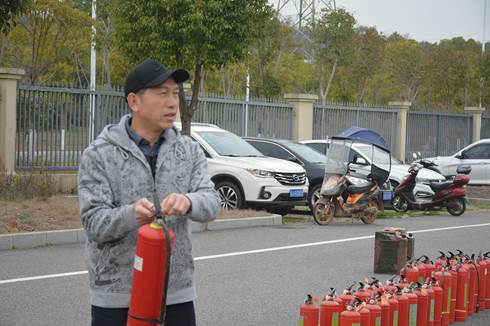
[{"xmin": 129, "ymin": 78, "xmax": 180, "ymax": 131}]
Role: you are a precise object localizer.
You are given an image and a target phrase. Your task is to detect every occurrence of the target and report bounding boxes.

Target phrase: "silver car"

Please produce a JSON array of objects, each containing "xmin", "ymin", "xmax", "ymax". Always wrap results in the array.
[
  {"xmin": 300, "ymin": 139, "xmax": 446, "ymax": 198},
  {"xmin": 425, "ymin": 139, "xmax": 490, "ymax": 185}
]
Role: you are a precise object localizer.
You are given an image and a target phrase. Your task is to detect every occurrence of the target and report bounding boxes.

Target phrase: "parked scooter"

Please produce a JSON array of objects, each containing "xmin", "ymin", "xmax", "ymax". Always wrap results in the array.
[
  {"xmin": 391, "ymin": 159, "xmax": 471, "ymax": 216},
  {"xmin": 313, "ymin": 137, "xmax": 391, "ymax": 225}
]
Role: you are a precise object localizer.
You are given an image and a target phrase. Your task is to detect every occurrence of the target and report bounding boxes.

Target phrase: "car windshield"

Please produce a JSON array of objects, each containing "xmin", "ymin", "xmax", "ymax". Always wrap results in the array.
[
  {"xmin": 197, "ymin": 131, "xmax": 264, "ymax": 157},
  {"xmin": 285, "ymin": 142, "xmax": 326, "ymax": 163},
  {"xmin": 354, "ymin": 143, "xmax": 401, "ymax": 164}
]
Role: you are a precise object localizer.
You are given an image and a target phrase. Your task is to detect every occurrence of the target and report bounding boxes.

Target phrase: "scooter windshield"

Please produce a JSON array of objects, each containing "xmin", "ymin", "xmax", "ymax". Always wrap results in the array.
[{"xmin": 320, "ymin": 139, "xmax": 352, "ymax": 194}]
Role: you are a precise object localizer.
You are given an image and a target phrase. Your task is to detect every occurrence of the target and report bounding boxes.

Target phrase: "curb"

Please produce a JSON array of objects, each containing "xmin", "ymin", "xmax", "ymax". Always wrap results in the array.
[{"xmin": 0, "ymin": 215, "xmax": 282, "ymax": 251}]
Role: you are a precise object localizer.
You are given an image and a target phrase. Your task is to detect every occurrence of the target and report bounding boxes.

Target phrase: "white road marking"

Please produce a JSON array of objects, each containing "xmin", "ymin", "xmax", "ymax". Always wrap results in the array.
[{"xmin": 1, "ymin": 222, "xmax": 490, "ymax": 285}]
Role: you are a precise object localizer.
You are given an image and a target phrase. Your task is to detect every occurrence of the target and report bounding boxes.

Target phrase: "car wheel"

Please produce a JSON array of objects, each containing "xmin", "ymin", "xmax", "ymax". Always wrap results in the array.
[
  {"xmin": 308, "ymin": 183, "xmax": 323, "ymax": 212},
  {"xmin": 216, "ymin": 181, "xmax": 243, "ymax": 210}
]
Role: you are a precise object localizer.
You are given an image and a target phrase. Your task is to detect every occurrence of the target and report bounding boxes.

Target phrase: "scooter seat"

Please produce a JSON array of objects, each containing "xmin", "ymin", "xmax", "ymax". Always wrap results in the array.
[
  {"xmin": 347, "ymin": 181, "xmax": 373, "ymax": 194},
  {"xmin": 429, "ymin": 180, "xmax": 453, "ymax": 191}
]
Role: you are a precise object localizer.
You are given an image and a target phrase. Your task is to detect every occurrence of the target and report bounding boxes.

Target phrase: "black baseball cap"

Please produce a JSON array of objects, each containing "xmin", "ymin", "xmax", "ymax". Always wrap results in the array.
[{"xmin": 124, "ymin": 59, "xmax": 190, "ymax": 100}]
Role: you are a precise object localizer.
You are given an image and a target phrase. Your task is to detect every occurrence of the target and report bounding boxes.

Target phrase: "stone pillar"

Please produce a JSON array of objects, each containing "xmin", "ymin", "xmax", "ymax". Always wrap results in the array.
[
  {"xmin": 0, "ymin": 68, "xmax": 24, "ymax": 174},
  {"xmin": 389, "ymin": 101, "xmax": 411, "ymax": 163},
  {"xmin": 464, "ymin": 106, "xmax": 485, "ymax": 142},
  {"xmin": 284, "ymin": 93, "xmax": 318, "ymax": 141}
]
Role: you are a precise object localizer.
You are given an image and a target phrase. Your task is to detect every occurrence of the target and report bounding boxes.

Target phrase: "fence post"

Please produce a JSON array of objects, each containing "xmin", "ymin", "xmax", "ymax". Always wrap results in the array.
[
  {"xmin": 0, "ymin": 68, "xmax": 24, "ymax": 174},
  {"xmin": 464, "ymin": 106, "xmax": 485, "ymax": 142},
  {"xmin": 284, "ymin": 93, "xmax": 318, "ymax": 141},
  {"xmin": 388, "ymin": 101, "xmax": 411, "ymax": 163}
]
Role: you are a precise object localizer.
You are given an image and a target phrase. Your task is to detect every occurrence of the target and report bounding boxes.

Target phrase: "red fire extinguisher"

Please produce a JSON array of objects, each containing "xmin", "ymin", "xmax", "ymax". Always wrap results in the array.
[
  {"xmin": 396, "ymin": 287, "xmax": 409, "ymax": 326},
  {"xmin": 415, "ymin": 284, "xmax": 429, "ymax": 326},
  {"xmin": 401, "ymin": 261, "xmax": 419, "ymax": 284},
  {"xmin": 365, "ymin": 293, "xmax": 382, "ymax": 326},
  {"xmin": 404, "ymin": 285, "xmax": 418, "ymax": 326},
  {"xmin": 320, "ymin": 288, "xmax": 343, "ymax": 326},
  {"xmin": 419, "ymin": 255, "xmax": 436, "ymax": 281},
  {"xmin": 387, "ymin": 291, "xmax": 399, "ymax": 326},
  {"xmin": 434, "ymin": 252, "xmax": 448, "ymax": 271},
  {"xmin": 476, "ymin": 252, "xmax": 487, "ymax": 311},
  {"xmin": 356, "ymin": 282, "xmax": 371, "ymax": 304},
  {"xmin": 433, "ymin": 268, "xmax": 452, "ymax": 326},
  {"xmin": 431, "ymin": 278, "xmax": 443, "ymax": 326},
  {"xmin": 338, "ymin": 284, "xmax": 356, "ymax": 311},
  {"xmin": 484, "ymin": 252, "xmax": 490, "ymax": 310},
  {"xmin": 454, "ymin": 263, "xmax": 469, "ymax": 322},
  {"xmin": 299, "ymin": 294, "xmax": 319, "ymax": 326},
  {"xmin": 128, "ymin": 220, "xmax": 175, "ymax": 326},
  {"xmin": 340, "ymin": 299, "xmax": 361, "ymax": 326},
  {"xmin": 378, "ymin": 293, "xmax": 391, "ymax": 326},
  {"xmin": 448, "ymin": 265, "xmax": 458, "ymax": 323},
  {"xmin": 359, "ymin": 302, "xmax": 372, "ymax": 326},
  {"xmin": 462, "ymin": 256, "xmax": 477, "ymax": 316},
  {"xmin": 424, "ymin": 281, "xmax": 435, "ymax": 326}
]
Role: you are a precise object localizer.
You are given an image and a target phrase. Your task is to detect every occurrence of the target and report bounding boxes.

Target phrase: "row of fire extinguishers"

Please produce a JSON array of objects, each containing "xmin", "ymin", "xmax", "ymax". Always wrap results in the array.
[{"xmin": 299, "ymin": 250, "xmax": 490, "ymax": 326}]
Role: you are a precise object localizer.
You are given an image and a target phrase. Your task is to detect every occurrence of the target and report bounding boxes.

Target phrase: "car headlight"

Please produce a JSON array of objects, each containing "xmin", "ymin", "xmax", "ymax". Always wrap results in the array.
[{"xmin": 245, "ymin": 168, "xmax": 274, "ymax": 178}]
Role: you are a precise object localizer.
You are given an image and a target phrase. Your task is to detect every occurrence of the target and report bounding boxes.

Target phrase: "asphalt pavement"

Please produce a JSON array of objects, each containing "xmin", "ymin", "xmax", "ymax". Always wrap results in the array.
[{"xmin": 1, "ymin": 211, "xmax": 490, "ymax": 325}]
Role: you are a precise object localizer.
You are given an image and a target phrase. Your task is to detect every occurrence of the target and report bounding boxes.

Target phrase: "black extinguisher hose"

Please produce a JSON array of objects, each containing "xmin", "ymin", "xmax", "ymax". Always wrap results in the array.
[{"xmin": 468, "ymin": 258, "xmax": 481, "ymax": 313}]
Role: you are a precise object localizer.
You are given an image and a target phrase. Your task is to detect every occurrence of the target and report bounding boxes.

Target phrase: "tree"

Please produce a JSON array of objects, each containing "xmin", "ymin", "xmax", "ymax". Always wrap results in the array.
[
  {"xmin": 4, "ymin": 0, "xmax": 92, "ymax": 84},
  {"xmin": 311, "ymin": 8, "xmax": 356, "ymax": 104},
  {"xmin": 111, "ymin": 0, "xmax": 273, "ymax": 135},
  {"xmin": 0, "ymin": 0, "xmax": 30, "ymax": 62}
]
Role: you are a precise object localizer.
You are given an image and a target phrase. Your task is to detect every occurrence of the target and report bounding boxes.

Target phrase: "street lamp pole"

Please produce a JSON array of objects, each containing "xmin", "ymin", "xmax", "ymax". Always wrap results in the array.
[{"xmin": 89, "ymin": 0, "xmax": 97, "ymax": 143}]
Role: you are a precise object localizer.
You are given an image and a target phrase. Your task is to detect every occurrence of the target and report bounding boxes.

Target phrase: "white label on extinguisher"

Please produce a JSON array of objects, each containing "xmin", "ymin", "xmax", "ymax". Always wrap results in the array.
[{"xmin": 134, "ymin": 255, "xmax": 143, "ymax": 272}]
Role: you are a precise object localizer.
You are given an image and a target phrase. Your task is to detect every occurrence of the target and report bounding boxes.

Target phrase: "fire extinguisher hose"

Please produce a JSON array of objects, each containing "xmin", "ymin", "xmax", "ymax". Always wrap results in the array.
[{"xmin": 127, "ymin": 217, "xmax": 173, "ymax": 326}]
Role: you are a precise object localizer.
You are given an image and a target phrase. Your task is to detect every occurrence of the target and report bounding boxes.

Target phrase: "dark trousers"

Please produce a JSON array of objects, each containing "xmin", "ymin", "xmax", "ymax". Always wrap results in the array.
[{"xmin": 91, "ymin": 301, "xmax": 196, "ymax": 326}]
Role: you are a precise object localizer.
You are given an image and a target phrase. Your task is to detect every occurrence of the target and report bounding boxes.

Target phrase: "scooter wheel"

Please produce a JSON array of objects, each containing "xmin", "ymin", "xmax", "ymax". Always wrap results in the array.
[
  {"xmin": 447, "ymin": 197, "xmax": 465, "ymax": 216},
  {"xmin": 313, "ymin": 201, "xmax": 334, "ymax": 225},
  {"xmin": 392, "ymin": 195, "xmax": 408, "ymax": 212}
]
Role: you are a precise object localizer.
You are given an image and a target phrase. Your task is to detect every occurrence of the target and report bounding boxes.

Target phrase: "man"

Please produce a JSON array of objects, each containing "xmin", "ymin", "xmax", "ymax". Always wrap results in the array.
[{"xmin": 78, "ymin": 59, "xmax": 220, "ymax": 326}]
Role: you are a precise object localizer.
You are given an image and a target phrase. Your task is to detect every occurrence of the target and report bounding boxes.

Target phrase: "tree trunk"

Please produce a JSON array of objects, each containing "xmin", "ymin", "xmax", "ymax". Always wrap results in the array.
[
  {"xmin": 180, "ymin": 63, "xmax": 202, "ymax": 136},
  {"xmin": 324, "ymin": 57, "xmax": 338, "ymax": 102},
  {"xmin": 0, "ymin": 35, "xmax": 8, "ymax": 64}
]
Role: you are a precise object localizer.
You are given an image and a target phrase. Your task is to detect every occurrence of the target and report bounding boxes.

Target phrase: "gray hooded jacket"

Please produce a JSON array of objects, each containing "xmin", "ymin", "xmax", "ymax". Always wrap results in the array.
[{"xmin": 78, "ymin": 115, "xmax": 220, "ymax": 308}]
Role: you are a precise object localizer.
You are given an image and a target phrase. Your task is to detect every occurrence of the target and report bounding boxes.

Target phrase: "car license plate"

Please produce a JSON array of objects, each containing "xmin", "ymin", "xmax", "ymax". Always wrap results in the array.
[
  {"xmin": 290, "ymin": 189, "xmax": 304, "ymax": 198},
  {"xmin": 383, "ymin": 191, "xmax": 392, "ymax": 201}
]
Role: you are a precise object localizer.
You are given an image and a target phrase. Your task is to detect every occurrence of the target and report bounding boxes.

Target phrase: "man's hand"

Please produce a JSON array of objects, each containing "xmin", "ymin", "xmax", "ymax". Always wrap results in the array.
[
  {"xmin": 133, "ymin": 198, "xmax": 156, "ymax": 225},
  {"xmin": 160, "ymin": 193, "xmax": 192, "ymax": 216}
]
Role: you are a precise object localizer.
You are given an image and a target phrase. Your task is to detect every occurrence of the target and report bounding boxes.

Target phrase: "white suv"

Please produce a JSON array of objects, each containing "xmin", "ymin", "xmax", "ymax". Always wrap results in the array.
[{"xmin": 174, "ymin": 123, "xmax": 309, "ymax": 210}]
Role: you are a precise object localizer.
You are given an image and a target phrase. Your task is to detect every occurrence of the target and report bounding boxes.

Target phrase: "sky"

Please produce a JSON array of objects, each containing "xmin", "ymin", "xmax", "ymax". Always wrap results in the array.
[{"xmin": 272, "ymin": 0, "xmax": 489, "ymax": 43}]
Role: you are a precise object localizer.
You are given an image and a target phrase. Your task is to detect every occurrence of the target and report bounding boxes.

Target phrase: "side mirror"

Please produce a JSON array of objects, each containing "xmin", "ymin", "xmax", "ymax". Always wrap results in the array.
[
  {"xmin": 352, "ymin": 154, "xmax": 368, "ymax": 166},
  {"xmin": 455, "ymin": 152, "xmax": 464, "ymax": 159}
]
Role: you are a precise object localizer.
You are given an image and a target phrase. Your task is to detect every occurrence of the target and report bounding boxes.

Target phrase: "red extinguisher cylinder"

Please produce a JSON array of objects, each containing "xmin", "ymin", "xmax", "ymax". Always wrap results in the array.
[
  {"xmin": 340, "ymin": 309, "xmax": 361, "ymax": 326},
  {"xmin": 299, "ymin": 295, "xmax": 319, "ymax": 326},
  {"xmin": 379, "ymin": 299, "xmax": 390, "ymax": 326},
  {"xmin": 432, "ymin": 283, "xmax": 443, "ymax": 326},
  {"xmin": 433, "ymin": 270, "xmax": 452, "ymax": 326},
  {"xmin": 455, "ymin": 266, "xmax": 469, "ymax": 322},
  {"xmin": 449, "ymin": 269, "xmax": 457, "ymax": 323},
  {"xmin": 425, "ymin": 287, "xmax": 435, "ymax": 326},
  {"xmin": 396, "ymin": 293, "xmax": 409, "ymax": 326},
  {"xmin": 366, "ymin": 303, "xmax": 381, "ymax": 326},
  {"xmin": 416, "ymin": 290, "xmax": 429, "ymax": 326},
  {"xmin": 478, "ymin": 259, "xmax": 487, "ymax": 311},
  {"xmin": 320, "ymin": 299, "xmax": 342, "ymax": 326},
  {"xmin": 486, "ymin": 257, "xmax": 490, "ymax": 310},
  {"xmin": 405, "ymin": 292, "xmax": 418, "ymax": 326},
  {"xmin": 464, "ymin": 262, "xmax": 476, "ymax": 316},
  {"xmin": 128, "ymin": 223, "xmax": 175, "ymax": 326},
  {"xmin": 359, "ymin": 305, "xmax": 372, "ymax": 326},
  {"xmin": 387, "ymin": 296, "xmax": 398, "ymax": 326}
]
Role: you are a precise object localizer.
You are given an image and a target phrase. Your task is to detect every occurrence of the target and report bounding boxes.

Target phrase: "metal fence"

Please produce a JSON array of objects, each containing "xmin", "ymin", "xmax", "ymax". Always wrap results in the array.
[
  {"xmin": 406, "ymin": 111, "xmax": 472, "ymax": 159},
  {"xmin": 313, "ymin": 103, "xmax": 398, "ymax": 154},
  {"xmin": 15, "ymin": 84, "xmax": 292, "ymax": 170}
]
